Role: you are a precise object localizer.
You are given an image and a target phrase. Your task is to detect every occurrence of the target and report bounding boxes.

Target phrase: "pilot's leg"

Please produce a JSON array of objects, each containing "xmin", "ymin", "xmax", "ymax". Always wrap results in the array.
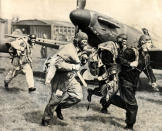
[
  {"xmin": 56, "ymin": 79, "xmax": 83, "ymax": 120},
  {"xmin": 4, "ymin": 67, "xmax": 19, "ymax": 90},
  {"xmin": 87, "ymin": 86, "xmax": 103, "ymax": 102},
  {"xmin": 22, "ymin": 63, "xmax": 35, "ymax": 92},
  {"xmin": 42, "ymin": 91, "xmax": 62, "ymax": 126},
  {"xmin": 100, "ymin": 82, "xmax": 119, "ymax": 113},
  {"xmin": 125, "ymin": 103, "xmax": 138, "ymax": 130}
]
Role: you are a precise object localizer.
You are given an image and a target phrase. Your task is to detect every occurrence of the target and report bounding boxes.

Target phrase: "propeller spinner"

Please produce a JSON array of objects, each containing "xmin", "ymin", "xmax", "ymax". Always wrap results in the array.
[
  {"xmin": 71, "ymin": 0, "xmax": 87, "ymax": 34},
  {"xmin": 70, "ymin": 9, "xmax": 91, "ymax": 27}
]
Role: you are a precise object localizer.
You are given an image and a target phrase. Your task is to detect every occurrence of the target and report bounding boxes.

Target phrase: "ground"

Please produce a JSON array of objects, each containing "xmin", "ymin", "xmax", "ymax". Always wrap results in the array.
[{"xmin": 0, "ymin": 53, "xmax": 162, "ymax": 131}]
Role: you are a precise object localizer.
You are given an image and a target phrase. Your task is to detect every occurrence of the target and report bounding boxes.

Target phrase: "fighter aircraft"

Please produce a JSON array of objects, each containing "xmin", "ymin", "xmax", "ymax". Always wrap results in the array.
[
  {"xmin": 70, "ymin": 0, "xmax": 162, "ymax": 69},
  {"xmin": 0, "ymin": 0, "xmax": 162, "ymax": 69}
]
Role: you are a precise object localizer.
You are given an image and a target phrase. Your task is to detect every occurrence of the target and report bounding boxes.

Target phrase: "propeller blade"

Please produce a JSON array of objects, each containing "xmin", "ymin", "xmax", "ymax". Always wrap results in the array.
[
  {"xmin": 77, "ymin": 0, "xmax": 86, "ymax": 9},
  {"xmin": 75, "ymin": 25, "xmax": 79, "ymax": 35}
]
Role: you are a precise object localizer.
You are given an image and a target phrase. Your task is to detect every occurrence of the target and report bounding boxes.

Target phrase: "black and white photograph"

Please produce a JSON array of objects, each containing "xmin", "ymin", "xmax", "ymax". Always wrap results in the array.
[{"xmin": 0, "ymin": 0, "xmax": 162, "ymax": 130}]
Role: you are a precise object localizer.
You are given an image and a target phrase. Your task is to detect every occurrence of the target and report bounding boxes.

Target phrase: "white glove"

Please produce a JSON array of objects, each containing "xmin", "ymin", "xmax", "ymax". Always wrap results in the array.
[
  {"xmin": 98, "ymin": 76, "xmax": 103, "ymax": 81},
  {"xmin": 72, "ymin": 64, "xmax": 80, "ymax": 71},
  {"xmin": 151, "ymin": 82, "xmax": 159, "ymax": 92},
  {"xmin": 130, "ymin": 61, "xmax": 138, "ymax": 67},
  {"xmin": 56, "ymin": 89, "xmax": 63, "ymax": 96}
]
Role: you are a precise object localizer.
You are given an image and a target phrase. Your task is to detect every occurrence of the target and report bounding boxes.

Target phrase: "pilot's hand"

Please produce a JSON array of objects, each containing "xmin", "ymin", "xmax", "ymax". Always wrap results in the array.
[
  {"xmin": 151, "ymin": 82, "xmax": 159, "ymax": 92},
  {"xmin": 130, "ymin": 61, "xmax": 138, "ymax": 67},
  {"xmin": 56, "ymin": 89, "xmax": 63, "ymax": 97},
  {"xmin": 98, "ymin": 76, "xmax": 103, "ymax": 81},
  {"xmin": 72, "ymin": 64, "xmax": 80, "ymax": 71}
]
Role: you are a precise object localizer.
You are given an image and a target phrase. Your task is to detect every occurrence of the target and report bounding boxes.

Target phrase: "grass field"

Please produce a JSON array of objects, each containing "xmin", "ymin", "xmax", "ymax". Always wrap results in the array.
[{"xmin": 0, "ymin": 54, "xmax": 162, "ymax": 131}]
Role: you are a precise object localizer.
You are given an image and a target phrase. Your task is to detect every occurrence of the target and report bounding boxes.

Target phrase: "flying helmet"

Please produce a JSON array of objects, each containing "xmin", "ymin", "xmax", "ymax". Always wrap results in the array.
[
  {"xmin": 74, "ymin": 31, "xmax": 88, "ymax": 44},
  {"xmin": 28, "ymin": 34, "xmax": 36, "ymax": 45},
  {"xmin": 74, "ymin": 31, "xmax": 88, "ymax": 50},
  {"xmin": 29, "ymin": 34, "xmax": 36, "ymax": 40},
  {"xmin": 76, "ymin": 31, "xmax": 88, "ymax": 42},
  {"xmin": 138, "ymin": 34, "xmax": 151, "ymax": 47}
]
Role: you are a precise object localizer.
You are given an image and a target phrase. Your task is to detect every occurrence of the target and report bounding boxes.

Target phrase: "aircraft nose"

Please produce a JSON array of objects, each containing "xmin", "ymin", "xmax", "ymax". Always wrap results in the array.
[{"xmin": 70, "ymin": 9, "xmax": 91, "ymax": 27}]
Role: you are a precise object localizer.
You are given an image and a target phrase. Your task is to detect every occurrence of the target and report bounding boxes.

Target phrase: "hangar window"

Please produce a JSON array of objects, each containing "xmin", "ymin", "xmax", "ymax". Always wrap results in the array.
[{"xmin": 55, "ymin": 29, "xmax": 58, "ymax": 32}]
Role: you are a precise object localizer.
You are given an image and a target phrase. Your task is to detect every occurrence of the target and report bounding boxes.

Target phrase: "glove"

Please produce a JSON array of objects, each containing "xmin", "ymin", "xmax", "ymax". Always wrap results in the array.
[
  {"xmin": 56, "ymin": 89, "xmax": 63, "ymax": 97},
  {"xmin": 72, "ymin": 64, "xmax": 80, "ymax": 71},
  {"xmin": 98, "ymin": 76, "xmax": 103, "ymax": 81},
  {"xmin": 130, "ymin": 61, "xmax": 138, "ymax": 67},
  {"xmin": 151, "ymin": 82, "xmax": 159, "ymax": 92}
]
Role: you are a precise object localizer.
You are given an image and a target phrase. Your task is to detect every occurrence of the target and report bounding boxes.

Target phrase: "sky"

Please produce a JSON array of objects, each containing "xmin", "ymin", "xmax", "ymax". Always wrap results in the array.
[
  {"xmin": 1, "ymin": 0, "xmax": 162, "ymax": 47},
  {"xmin": 1, "ymin": 0, "xmax": 162, "ymax": 21}
]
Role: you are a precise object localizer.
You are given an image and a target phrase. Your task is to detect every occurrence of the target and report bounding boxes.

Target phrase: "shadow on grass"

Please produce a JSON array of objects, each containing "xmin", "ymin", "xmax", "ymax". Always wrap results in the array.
[
  {"xmin": 36, "ymin": 78, "xmax": 45, "ymax": 84},
  {"xmin": 33, "ymin": 71, "xmax": 45, "ymax": 78},
  {"xmin": 138, "ymin": 78, "xmax": 162, "ymax": 94},
  {"xmin": 71, "ymin": 115, "xmax": 124, "ymax": 128},
  {"xmin": 23, "ymin": 111, "xmax": 43, "ymax": 124},
  {"xmin": 138, "ymin": 96, "xmax": 162, "ymax": 105},
  {"xmin": 72, "ymin": 102, "xmax": 102, "ymax": 113},
  {"xmin": 23, "ymin": 111, "xmax": 68, "ymax": 126},
  {"xmin": 0, "ymin": 86, "xmax": 24, "ymax": 93},
  {"xmin": 0, "ymin": 68, "xmax": 5, "ymax": 73},
  {"xmin": 0, "ymin": 70, "xmax": 45, "ymax": 78}
]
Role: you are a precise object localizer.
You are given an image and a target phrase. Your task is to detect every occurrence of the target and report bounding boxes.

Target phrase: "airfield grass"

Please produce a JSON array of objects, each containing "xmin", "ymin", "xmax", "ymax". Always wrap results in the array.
[{"xmin": 0, "ymin": 53, "xmax": 162, "ymax": 131}]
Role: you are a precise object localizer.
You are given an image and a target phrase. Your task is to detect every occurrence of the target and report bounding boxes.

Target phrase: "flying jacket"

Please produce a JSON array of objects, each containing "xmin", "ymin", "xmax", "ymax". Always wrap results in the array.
[
  {"xmin": 9, "ymin": 37, "xmax": 32, "ymax": 67},
  {"xmin": 45, "ymin": 43, "xmax": 81, "ymax": 94}
]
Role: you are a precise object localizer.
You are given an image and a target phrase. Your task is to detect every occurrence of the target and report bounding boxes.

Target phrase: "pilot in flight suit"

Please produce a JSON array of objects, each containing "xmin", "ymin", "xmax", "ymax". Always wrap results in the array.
[{"xmin": 4, "ymin": 34, "xmax": 36, "ymax": 93}]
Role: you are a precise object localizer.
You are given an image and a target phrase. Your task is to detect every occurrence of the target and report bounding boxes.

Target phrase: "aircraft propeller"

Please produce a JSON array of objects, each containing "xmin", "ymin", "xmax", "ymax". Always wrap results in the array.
[
  {"xmin": 73, "ymin": 0, "xmax": 87, "ymax": 35},
  {"xmin": 77, "ymin": 0, "xmax": 86, "ymax": 9}
]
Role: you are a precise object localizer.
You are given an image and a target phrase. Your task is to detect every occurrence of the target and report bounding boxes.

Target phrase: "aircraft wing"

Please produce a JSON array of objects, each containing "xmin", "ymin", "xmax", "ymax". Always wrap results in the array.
[
  {"xmin": 36, "ymin": 38, "xmax": 69, "ymax": 49},
  {"xmin": 4, "ymin": 34, "xmax": 70, "ymax": 49},
  {"xmin": 0, "ymin": 42, "xmax": 9, "ymax": 53},
  {"xmin": 0, "ymin": 37, "xmax": 16, "ymax": 53}
]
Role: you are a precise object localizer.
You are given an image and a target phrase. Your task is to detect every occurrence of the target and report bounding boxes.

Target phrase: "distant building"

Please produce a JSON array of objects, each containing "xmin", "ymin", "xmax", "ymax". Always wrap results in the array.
[
  {"xmin": 0, "ymin": 18, "xmax": 10, "ymax": 39},
  {"xmin": 12, "ymin": 19, "xmax": 75, "ymax": 42}
]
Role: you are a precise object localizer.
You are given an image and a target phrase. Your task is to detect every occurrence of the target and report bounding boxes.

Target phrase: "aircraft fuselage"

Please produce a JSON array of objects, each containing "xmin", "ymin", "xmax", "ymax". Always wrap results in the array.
[{"xmin": 70, "ymin": 9, "xmax": 142, "ymax": 47}]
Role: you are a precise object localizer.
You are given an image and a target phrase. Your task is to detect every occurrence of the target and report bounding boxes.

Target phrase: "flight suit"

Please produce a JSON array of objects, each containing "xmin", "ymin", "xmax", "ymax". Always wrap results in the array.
[
  {"xmin": 87, "ymin": 41, "xmax": 119, "ymax": 106},
  {"xmin": 41, "ymin": 46, "xmax": 47, "ymax": 58},
  {"xmin": 4, "ymin": 38, "xmax": 34, "ymax": 89},
  {"xmin": 108, "ymin": 48, "xmax": 156, "ymax": 128},
  {"xmin": 42, "ymin": 43, "xmax": 83, "ymax": 122}
]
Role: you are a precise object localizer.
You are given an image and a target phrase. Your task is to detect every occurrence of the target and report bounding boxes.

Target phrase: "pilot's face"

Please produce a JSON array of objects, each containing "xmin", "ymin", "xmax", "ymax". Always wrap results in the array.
[
  {"xmin": 122, "ymin": 42, "xmax": 127, "ymax": 50},
  {"xmin": 118, "ymin": 37, "xmax": 127, "ymax": 49},
  {"xmin": 142, "ymin": 40, "xmax": 152, "ymax": 52},
  {"xmin": 30, "ymin": 39, "xmax": 36, "ymax": 46},
  {"xmin": 80, "ymin": 39, "xmax": 88, "ymax": 50}
]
